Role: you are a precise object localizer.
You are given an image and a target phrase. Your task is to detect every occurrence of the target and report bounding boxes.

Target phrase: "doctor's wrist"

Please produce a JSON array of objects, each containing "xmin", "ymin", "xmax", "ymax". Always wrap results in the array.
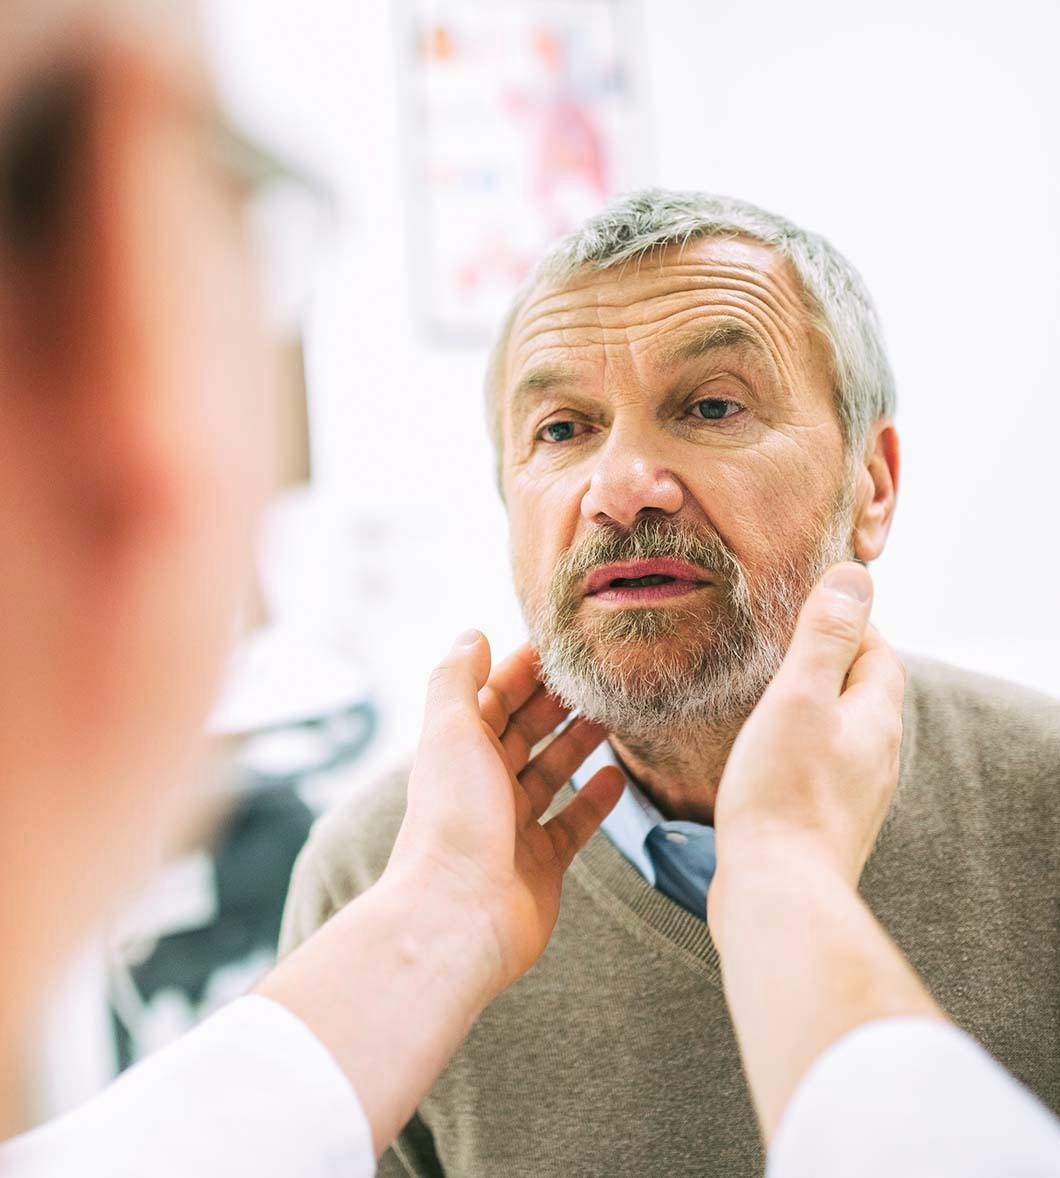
[
  {"xmin": 708, "ymin": 831, "xmax": 856, "ymax": 946},
  {"xmin": 373, "ymin": 863, "xmax": 508, "ymax": 1009}
]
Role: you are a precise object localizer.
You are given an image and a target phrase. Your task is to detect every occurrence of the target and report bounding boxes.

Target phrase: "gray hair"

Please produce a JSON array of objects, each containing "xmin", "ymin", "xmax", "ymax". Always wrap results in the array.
[{"xmin": 485, "ymin": 188, "xmax": 895, "ymax": 462}]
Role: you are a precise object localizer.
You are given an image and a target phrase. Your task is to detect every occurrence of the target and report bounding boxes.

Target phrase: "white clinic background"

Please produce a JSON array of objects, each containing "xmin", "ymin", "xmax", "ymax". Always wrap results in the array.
[{"xmin": 203, "ymin": 0, "xmax": 1060, "ymax": 767}]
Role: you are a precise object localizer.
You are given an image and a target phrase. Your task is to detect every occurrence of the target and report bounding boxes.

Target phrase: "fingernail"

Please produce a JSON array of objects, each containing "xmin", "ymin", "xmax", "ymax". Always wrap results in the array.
[
  {"xmin": 453, "ymin": 628, "xmax": 482, "ymax": 648},
  {"xmin": 822, "ymin": 564, "xmax": 871, "ymax": 603}
]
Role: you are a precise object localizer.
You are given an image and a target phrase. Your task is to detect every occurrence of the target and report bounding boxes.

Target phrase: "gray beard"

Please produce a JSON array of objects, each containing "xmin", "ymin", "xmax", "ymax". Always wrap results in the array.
[{"xmin": 524, "ymin": 501, "xmax": 854, "ymax": 745}]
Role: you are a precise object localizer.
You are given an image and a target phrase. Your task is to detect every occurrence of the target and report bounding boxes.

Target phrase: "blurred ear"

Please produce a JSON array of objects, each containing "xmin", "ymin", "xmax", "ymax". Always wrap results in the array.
[
  {"xmin": 0, "ymin": 43, "xmax": 223, "ymax": 1048},
  {"xmin": 852, "ymin": 421, "xmax": 899, "ymax": 562},
  {"xmin": 0, "ymin": 49, "xmax": 195, "ymax": 572}
]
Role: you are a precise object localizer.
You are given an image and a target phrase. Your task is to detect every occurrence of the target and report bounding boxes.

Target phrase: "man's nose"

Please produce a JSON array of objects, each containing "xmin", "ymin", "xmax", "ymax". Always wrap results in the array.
[{"xmin": 580, "ymin": 436, "xmax": 684, "ymax": 528}]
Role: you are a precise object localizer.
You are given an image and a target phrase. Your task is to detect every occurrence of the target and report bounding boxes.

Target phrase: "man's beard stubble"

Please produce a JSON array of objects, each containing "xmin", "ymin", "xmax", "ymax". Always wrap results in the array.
[{"xmin": 524, "ymin": 498, "xmax": 855, "ymax": 746}]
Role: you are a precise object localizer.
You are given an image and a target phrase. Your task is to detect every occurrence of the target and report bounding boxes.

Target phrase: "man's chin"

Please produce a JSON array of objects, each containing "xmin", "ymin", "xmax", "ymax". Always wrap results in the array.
[
  {"xmin": 536, "ymin": 622, "xmax": 780, "ymax": 737},
  {"xmin": 584, "ymin": 641, "xmax": 705, "ymax": 687},
  {"xmin": 578, "ymin": 600, "xmax": 725, "ymax": 646},
  {"xmin": 542, "ymin": 665, "xmax": 756, "ymax": 741}
]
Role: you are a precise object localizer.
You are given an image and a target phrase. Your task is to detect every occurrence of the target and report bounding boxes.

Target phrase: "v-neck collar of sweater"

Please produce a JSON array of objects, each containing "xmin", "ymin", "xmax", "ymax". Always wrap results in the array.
[
  {"xmin": 556, "ymin": 782, "xmax": 724, "ymax": 984},
  {"xmin": 557, "ymin": 672, "xmax": 923, "ymax": 988}
]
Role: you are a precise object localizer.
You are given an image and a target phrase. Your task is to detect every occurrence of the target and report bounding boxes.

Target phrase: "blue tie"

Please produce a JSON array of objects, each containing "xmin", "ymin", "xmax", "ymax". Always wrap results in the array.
[{"xmin": 645, "ymin": 822, "xmax": 717, "ymax": 921}]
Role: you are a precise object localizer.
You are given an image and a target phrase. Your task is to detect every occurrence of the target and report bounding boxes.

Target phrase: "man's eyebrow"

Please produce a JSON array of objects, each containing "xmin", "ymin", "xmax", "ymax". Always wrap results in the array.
[
  {"xmin": 658, "ymin": 322, "xmax": 767, "ymax": 366},
  {"xmin": 510, "ymin": 362, "xmax": 580, "ymax": 401}
]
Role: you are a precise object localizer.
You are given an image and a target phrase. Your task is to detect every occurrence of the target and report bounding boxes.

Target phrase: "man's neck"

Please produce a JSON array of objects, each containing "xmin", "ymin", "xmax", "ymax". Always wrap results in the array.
[{"xmin": 610, "ymin": 719, "xmax": 744, "ymax": 826}]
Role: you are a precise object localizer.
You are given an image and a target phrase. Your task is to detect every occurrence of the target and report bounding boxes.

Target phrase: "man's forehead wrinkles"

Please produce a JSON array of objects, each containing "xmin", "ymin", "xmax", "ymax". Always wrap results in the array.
[
  {"xmin": 507, "ymin": 255, "xmax": 821, "ymax": 405},
  {"xmin": 635, "ymin": 267, "xmax": 811, "ymax": 333},
  {"xmin": 516, "ymin": 274, "xmax": 809, "ymax": 347},
  {"xmin": 527, "ymin": 257, "xmax": 808, "ymax": 308},
  {"xmin": 618, "ymin": 257, "xmax": 802, "ymax": 295},
  {"xmin": 509, "ymin": 312, "xmax": 604, "ymax": 362},
  {"xmin": 516, "ymin": 293, "xmax": 799, "ymax": 345},
  {"xmin": 646, "ymin": 307, "xmax": 794, "ymax": 388},
  {"xmin": 677, "ymin": 293, "xmax": 804, "ymax": 361},
  {"xmin": 514, "ymin": 300, "xmax": 799, "ymax": 370},
  {"xmin": 509, "ymin": 297, "xmax": 599, "ymax": 353}
]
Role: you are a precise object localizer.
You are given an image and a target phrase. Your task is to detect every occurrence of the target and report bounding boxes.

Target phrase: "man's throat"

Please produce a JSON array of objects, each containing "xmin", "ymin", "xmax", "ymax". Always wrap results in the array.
[{"xmin": 608, "ymin": 726, "xmax": 742, "ymax": 826}]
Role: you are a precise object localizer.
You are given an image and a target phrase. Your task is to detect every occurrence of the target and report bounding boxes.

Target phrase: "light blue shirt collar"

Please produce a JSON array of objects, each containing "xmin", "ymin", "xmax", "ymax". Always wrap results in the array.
[
  {"xmin": 570, "ymin": 740, "xmax": 663, "ymax": 883},
  {"xmin": 571, "ymin": 739, "xmax": 718, "ymax": 919}
]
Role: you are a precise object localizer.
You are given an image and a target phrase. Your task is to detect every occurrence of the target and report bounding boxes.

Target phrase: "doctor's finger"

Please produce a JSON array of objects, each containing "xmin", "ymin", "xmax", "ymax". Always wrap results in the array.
[
  {"xmin": 841, "ymin": 636, "xmax": 906, "ymax": 735},
  {"xmin": 543, "ymin": 766, "xmax": 625, "ymax": 870},
  {"xmin": 843, "ymin": 628, "xmax": 905, "ymax": 702},
  {"xmin": 775, "ymin": 563, "xmax": 873, "ymax": 701},
  {"xmin": 519, "ymin": 716, "xmax": 609, "ymax": 819},
  {"xmin": 423, "ymin": 630, "xmax": 492, "ymax": 733},
  {"xmin": 500, "ymin": 689, "xmax": 571, "ymax": 775},
  {"xmin": 478, "ymin": 643, "xmax": 542, "ymax": 736}
]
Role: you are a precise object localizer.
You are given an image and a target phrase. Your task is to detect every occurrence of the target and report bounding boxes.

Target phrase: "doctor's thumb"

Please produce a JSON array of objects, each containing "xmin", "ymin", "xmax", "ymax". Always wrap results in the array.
[
  {"xmin": 780, "ymin": 563, "xmax": 874, "ymax": 698},
  {"xmin": 422, "ymin": 629, "xmax": 492, "ymax": 723}
]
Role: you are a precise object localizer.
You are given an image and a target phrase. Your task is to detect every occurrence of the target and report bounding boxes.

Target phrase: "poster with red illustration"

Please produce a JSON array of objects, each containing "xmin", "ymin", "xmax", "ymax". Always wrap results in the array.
[{"xmin": 408, "ymin": 0, "xmax": 641, "ymax": 339}]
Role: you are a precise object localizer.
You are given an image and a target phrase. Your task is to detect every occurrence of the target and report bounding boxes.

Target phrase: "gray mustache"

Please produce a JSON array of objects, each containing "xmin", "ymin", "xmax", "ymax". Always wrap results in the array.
[{"xmin": 552, "ymin": 518, "xmax": 741, "ymax": 590}]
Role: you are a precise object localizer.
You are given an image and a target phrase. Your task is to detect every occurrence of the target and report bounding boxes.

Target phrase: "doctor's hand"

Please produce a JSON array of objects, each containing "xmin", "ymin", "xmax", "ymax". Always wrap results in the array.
[
  {"xmin": 259, "ymin": 636, "xmax": 621, "ymax": 1156},
  {"xmin": 711, "ymin": 562, "xmax": 906, "ymax": 910},
  {"xmin": 706, "ymin": 568, "xmax": 938, "ymax": 1147},
  {"xmin": 386, "ymin": 631, "xmax": 624, "ymax": 997}
]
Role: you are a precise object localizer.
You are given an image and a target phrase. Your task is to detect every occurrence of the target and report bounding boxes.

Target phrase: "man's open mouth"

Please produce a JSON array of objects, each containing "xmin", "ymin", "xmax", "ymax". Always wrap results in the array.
[
  {"xmin": 610, "ymin": 573, "xmax": 679, "ymax": 588},
  {"xmin": 583, "ymin": 559, "xmax": 713, "ymax": 604}
]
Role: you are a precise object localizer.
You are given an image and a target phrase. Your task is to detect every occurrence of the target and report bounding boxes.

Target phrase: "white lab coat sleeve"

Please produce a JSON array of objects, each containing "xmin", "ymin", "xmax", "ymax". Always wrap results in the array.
[
  {"xmin": 1, "ymin": 994, "xmax": 375, "ymax": 1178},
  {"xmin": 768, "ymin": 1016, "xmax": 1060, "ymax": 1178}
]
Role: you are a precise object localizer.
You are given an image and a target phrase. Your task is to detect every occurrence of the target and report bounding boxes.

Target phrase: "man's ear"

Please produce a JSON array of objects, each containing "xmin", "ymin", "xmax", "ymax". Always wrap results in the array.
[{"xmin": 852, "ymin": 421, "xmax": 899, "ymax": 562}]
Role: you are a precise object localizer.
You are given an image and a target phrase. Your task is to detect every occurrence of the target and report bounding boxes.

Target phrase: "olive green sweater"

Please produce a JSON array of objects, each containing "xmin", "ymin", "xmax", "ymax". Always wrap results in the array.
[{"xmin": 280, "ymin": 658, "xmax": 1060, "ymax": 1178}]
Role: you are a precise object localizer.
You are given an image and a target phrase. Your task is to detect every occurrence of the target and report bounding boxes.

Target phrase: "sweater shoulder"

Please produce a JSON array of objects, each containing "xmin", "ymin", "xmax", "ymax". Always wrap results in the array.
[
  {"xmin": 279, "ymin": 761, "xmax": 411, "ymax": 953},
  {"xmin": 904, "ymin": 654, "xmax": 1060, "ymax": 747},
  {"xmin": 900, "ymin": 655, "xmax": 1060, "ymax": 819}
]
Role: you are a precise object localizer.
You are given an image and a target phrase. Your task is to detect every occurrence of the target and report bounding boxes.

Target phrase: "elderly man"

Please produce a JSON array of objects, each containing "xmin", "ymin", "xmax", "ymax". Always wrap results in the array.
[{"xmin": 281, "ymin": 191, "xmax": 1060, "ymax": 1177}]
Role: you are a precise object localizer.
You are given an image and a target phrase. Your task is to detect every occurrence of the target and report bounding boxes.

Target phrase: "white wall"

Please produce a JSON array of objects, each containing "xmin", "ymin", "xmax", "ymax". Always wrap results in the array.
[{"xmin": 203, "ymin": 0, "xmax": 1060, "ymax": 763}]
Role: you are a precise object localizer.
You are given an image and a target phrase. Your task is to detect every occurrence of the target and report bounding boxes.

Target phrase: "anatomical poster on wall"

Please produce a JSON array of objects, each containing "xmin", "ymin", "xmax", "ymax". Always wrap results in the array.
[{"xmin": 405, "ymin": 0, "xmax": 642, "ymax": 340}]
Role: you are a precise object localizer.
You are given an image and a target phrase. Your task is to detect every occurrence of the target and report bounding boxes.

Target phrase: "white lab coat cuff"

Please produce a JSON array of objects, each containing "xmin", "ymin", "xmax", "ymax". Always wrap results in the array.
[
  {"xmin": 768, "ymin": 1016, "xmax": 1060, "ymax": 1178},
  {"xmin": 3, "ymin": 994, "xmax": 374, "ymax": 1178}
]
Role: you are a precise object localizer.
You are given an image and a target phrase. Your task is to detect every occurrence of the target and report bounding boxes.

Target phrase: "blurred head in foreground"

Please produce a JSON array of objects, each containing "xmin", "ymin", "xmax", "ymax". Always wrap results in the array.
[
  {"xmin": 487, "ymin": 190, "xmax": 900, "ymax": 757},
  {"xmin": 0, "ymin": 0, "xmax": 276, "ymax": 1047}
]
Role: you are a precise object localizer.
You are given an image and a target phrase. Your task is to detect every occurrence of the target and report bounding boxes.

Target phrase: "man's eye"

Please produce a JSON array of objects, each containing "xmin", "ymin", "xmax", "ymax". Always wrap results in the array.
[
  {"xmin": 691, "ymin": 398, "xmax": 743, "ymax": 421},
  {"xmin": 538, "ymin": 420, "xmax": 588, "ymax": 443}
]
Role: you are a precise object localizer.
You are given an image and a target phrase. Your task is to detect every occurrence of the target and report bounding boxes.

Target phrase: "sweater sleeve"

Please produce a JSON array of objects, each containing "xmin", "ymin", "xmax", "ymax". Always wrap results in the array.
[
  {"xmin": 768, "ymin": 1017, "xmax": 1060, "ymax": 1178},
  {"xmin": 0, "ymin": 995, "xmax": 374, "ymax": 1178}
]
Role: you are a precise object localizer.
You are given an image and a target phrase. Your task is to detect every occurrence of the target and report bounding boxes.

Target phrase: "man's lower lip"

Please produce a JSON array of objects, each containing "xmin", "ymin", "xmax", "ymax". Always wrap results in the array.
[{"xmin": 587, "ymin": 580, "xmax": 711, "ymax": 605}]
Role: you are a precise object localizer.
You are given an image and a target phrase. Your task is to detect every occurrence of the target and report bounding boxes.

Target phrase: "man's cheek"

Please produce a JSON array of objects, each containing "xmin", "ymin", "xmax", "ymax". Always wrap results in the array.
[
  {"xmin": 713, "ymin": 463, "xmax": 823, "ymax": 565},
  {"xmin": 512, "ymin": 501, "xmax": 553, "ymax": 567},
  {"xmin": 509, "ymin": 517, "xmax": 546, "ymax": 609}
]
